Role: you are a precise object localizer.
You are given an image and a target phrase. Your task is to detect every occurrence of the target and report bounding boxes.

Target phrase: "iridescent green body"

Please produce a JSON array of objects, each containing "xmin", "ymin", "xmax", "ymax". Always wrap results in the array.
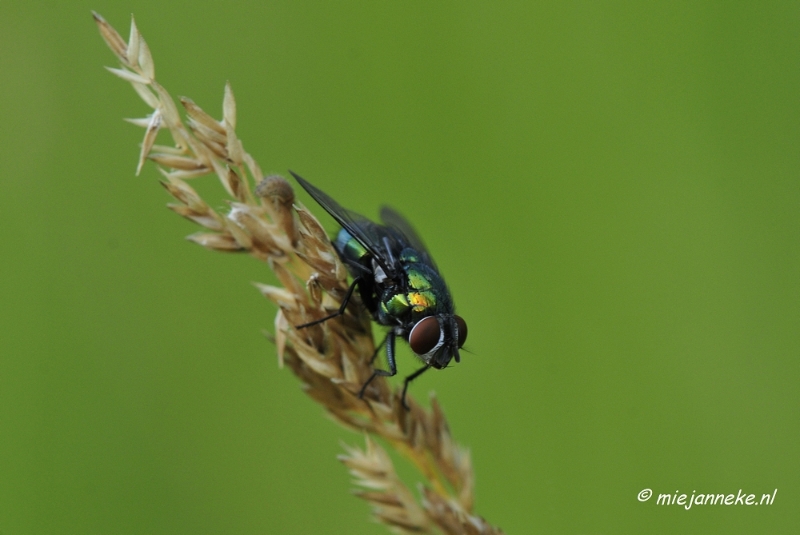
[
  {"xmin": 335, "ymin": 229, "xmax": 453, "ymax": 328},
  {"xmin": 291, "ymin": 172, "xmax": 467, "ymax": 409}
]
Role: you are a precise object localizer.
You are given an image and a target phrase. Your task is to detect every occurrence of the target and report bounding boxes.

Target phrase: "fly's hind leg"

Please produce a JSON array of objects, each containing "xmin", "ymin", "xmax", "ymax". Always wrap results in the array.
[{"xmin": 295, "ymin": 276, "xmax": 362, "ymax": 329}]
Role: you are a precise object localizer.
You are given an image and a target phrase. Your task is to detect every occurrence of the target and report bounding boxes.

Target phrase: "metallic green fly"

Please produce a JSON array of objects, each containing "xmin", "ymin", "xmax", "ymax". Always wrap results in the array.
[{"xmin": 291, "ymin": 172, "xmax": 467, "ymax": 409}]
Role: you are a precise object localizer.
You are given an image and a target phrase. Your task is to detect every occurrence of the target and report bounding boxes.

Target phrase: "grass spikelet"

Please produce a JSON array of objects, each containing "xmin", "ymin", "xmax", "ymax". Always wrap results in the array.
[{"xmin": 94, "ymin": 12, "xmax": 504, "ymax": 535}]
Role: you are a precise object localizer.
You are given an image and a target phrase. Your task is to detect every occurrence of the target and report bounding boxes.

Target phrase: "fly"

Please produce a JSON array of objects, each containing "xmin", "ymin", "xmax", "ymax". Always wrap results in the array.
[{"xmin": 290, "ymin": 171, "xmax": 468, "ymax": 409}]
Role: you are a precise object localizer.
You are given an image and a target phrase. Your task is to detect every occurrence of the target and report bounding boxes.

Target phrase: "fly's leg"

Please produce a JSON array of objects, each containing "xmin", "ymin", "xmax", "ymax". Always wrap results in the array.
[
  {"xmin": 400, "ymin": 365, "xmax": 431, "ymax": 410},
  {"xmin": 369, "ymin": 333, "xmax": 388, "ymax": 365},
  {"xmin": 358, "ymin": 331, "xmax": 397, "ymax": 399},
  {"xmin": 295, "ymin": 276, "xmax": 362, "ymax": 329}
]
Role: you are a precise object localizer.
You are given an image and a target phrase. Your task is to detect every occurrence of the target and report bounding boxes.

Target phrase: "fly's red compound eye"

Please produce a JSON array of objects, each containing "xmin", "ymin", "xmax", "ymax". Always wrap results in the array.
[
  {"xmin": 454, "ymin": 315, "xmax": 468, "ymax": 348},
  {"xmin": 409, "ymin": 316, "xmax": 441, "ymax": 355}
]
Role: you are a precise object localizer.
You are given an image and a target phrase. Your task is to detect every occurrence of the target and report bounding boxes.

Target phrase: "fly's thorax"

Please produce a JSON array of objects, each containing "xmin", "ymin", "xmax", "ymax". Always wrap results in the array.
[
  {"xmin": 377, "ymin": 289, "xmax": 437, "ymax": 323},
  {"xmin": 380, "ymin": 293, "xmax": 410, "ymax": 319},
  {"xmin": 398, "ymin": 247, "xmax": 421, "ymax": 263},
  {"xmin": 404, "ymin": 263, "xmax": 452, "ymax": 319},
  {"xmin": 376, "ymin": 262, "xmax": 452, "ymax": 325}
]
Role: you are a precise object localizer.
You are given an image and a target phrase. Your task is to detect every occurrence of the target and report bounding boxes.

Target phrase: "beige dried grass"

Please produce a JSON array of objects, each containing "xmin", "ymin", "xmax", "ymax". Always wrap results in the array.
[{"xmin": 94, "ymin": 12, "xmax": 504, "ymax": 535}]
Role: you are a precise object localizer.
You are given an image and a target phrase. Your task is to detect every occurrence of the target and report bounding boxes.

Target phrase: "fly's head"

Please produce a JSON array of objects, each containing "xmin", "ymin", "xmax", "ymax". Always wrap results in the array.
[{"xmin": 408, "ymin": 314, "xmax": 468, "ymax": 369}]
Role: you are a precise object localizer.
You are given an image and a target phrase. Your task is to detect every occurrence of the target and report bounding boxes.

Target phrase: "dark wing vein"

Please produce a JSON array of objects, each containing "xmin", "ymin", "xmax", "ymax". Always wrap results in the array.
[
  {"xmin": 291, "ymin": 171, "xmax": 396, "ymax": 275},
  {"xmin": 380, "ymin": 206, "xmax": 439, "ymax": 272}
]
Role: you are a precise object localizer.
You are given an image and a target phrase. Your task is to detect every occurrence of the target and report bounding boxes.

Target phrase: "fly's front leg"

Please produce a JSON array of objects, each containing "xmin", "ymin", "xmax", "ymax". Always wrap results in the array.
[
  {"xmin": 358, "ymin": 331, "xmax": 397, "ymax": 399},
  {"xmin": 401, "ymin": 365, "xmax": 431, "ymax": 410},
  {"xmin": 295, "ymin": 275, "xmax": 362, "ymax": 329}
]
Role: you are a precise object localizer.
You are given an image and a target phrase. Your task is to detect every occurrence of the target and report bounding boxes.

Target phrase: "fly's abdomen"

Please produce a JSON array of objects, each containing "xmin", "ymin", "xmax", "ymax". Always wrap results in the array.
[{"xmin": 335, "ymin": 229, "xmax": 369, "ymax": 265}]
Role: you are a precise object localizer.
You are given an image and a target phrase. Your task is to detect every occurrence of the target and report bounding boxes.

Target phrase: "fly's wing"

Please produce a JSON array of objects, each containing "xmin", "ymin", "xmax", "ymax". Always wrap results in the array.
[
  {"xmin": 290, "ymin": 171, "xmax": 396, "ymax": 275},
  {"xmin": 380, "ymin": 206, "xmax": 439, "ymax": 271}
]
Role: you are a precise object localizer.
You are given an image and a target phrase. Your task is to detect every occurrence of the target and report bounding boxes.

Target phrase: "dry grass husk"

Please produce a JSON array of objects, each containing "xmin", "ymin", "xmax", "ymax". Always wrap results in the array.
[{"xmin": 94, "ymin": 12, "xmax": 504, "ymax": 534}]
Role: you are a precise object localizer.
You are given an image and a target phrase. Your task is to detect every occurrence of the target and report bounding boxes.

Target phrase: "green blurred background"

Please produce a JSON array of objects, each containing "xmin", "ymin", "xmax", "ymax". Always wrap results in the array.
[{"xmin": 1, "ymin": 1, "xmax": 798, "ymax": 533}]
